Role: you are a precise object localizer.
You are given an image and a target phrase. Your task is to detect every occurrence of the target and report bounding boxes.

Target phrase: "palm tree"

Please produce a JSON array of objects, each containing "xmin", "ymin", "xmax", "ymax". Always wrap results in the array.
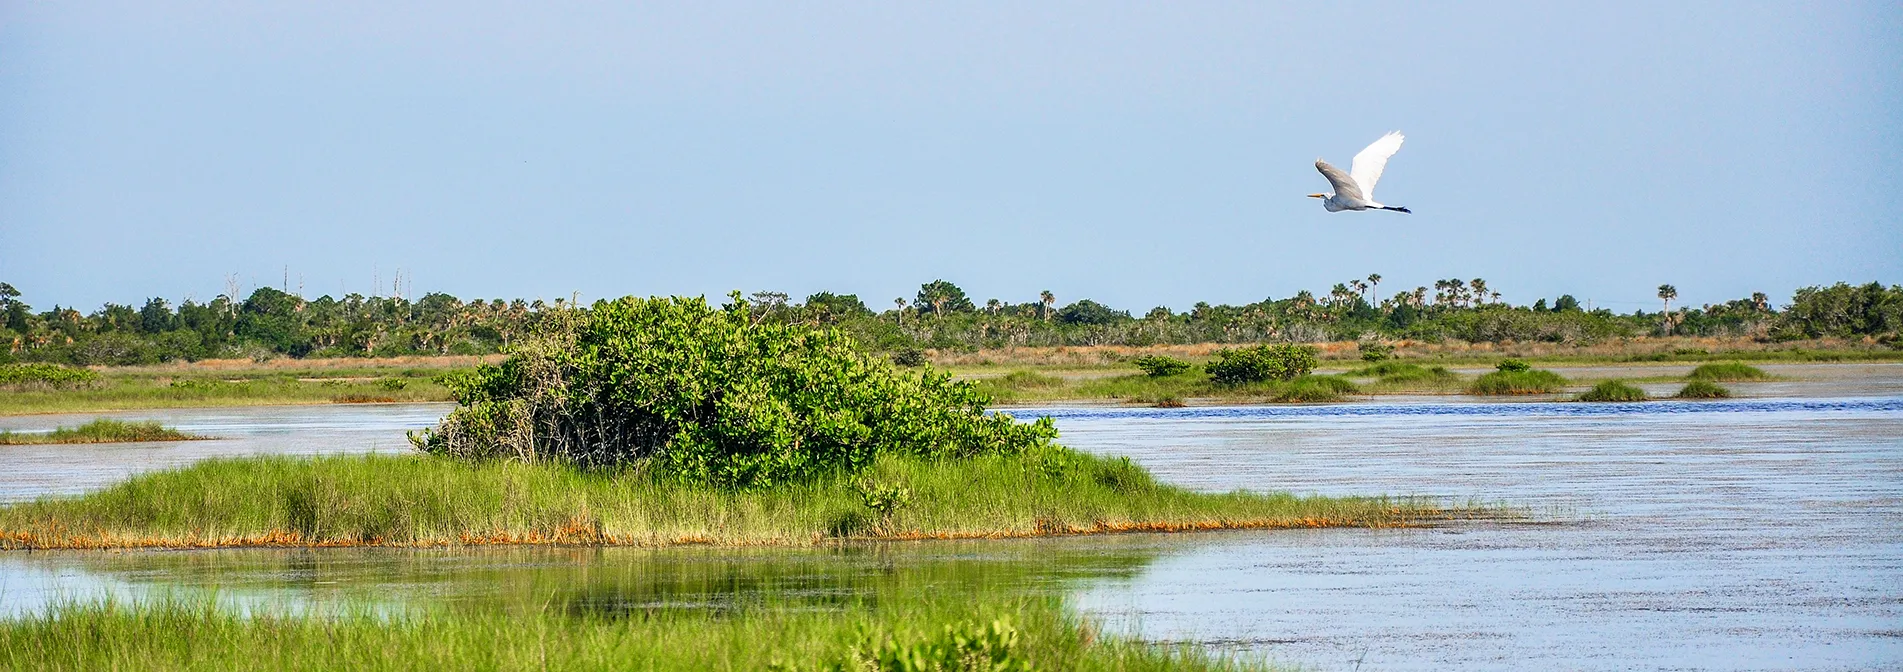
[
  {"xmin": 1657, "ymin": 284, "xmax": 1678, "ymax": 334},
  {"xmin": 894, "ymin": 298, "xmax": 907, "ymax": 325},
  {"xmin": 985, "ymin": 298, "xmax": 1001, "ymax": 314},
  {"xmin": 1039, "ymin": 291, "xmax": 1055, "ymax": 321},
  {"xmin": 1470, "ymin": 278, "xmax": 1489, "ymax": 305},
  {"xmin": 1367, "ymin": 273, "xmax": 1381, "ymax": 293}
]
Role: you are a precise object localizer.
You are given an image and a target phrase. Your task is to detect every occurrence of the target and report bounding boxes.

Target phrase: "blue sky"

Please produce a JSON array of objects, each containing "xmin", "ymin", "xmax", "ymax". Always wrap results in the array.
[{"xmin": 2, "ymin": 2, "xmax": 1898, "ymax": 313}]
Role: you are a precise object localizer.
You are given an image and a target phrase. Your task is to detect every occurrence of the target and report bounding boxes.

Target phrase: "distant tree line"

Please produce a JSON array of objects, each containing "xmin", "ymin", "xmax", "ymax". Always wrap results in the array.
[{"xmin": 0, "ymin": 278, "xmax": 1896, "ymax": 366}]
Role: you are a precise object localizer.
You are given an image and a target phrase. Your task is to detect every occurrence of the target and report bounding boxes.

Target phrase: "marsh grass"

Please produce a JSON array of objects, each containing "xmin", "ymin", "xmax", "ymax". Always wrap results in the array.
[
  {"xmin": 1344, "ymin": 362, "xmax": 1464, "ymax": 394},
  {"xmin": 0, "ymin": 370, "xmax": 451, "ymax": 415},
  {"xmin": 1466, "ymin": 369, "xmax": 1569, "ymax": 395},
  {"xmin": 1675, "ymin": 380, "xmax": 1732, "ymax": 399},
  {"xmin": 0, "ymin": 588, "xmax": 1264, "ymax": 672},
  {"xmin": 0, "ymin": 452, "xmax": 1473, "ymax": 550},
  {"xmin": 0, "ymin": 419, "xmax": 203, "ymax": 445},
  {"xmin": 1576, "ymin": 380, "xmax": 1648, "ymax": 402},
  {"xmin": 1686, "ymin": 362, "xmax": 1770, "ymax": 382}
]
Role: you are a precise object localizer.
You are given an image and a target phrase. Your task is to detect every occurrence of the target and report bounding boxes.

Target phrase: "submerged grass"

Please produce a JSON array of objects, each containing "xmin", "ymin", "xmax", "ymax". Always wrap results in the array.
[
  {"xmin": 1675, "ymin": 380, "xmax": 1733, "ymax": 399},
  {"xmin": 1685, "ymin": 362, "xmax": 1770, "ymax": 382},
  {"xmin": 0, "ymin": 419, "xmax": 203, "ymax": 445},
  {"xmin": 1576, "ymin": 380, "xmax": 1649, "ymax": 402},
  {"xmin": 0, "ymin": 589, "xmax": 1262, "ymax": 672},
  {"xmin": 0, "ymin": 452, "xmax": 1474, "ymax": 550},
  {"xmin": 1466, "ymin": 369, "xmax": 1569, "ymax": 395}
]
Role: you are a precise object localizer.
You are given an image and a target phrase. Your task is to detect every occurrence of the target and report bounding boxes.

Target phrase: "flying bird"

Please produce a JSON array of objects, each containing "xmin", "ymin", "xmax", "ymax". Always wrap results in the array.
[{"xmin": 1309, "ymin": 131, "xmax": 1410, "ymax": 213}]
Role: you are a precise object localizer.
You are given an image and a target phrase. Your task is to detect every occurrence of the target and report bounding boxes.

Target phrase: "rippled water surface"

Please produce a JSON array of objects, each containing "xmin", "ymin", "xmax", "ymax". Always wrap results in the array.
[{"xmin": 2, "ymin": 396, "xmax": 1899, "ymax": 671}]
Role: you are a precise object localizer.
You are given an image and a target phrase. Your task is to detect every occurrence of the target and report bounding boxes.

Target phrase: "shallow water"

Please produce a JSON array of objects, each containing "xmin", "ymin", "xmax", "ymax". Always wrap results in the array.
[{"xmin": 2, "ymin": 397, "xmax": 1900, "ymax": 670}]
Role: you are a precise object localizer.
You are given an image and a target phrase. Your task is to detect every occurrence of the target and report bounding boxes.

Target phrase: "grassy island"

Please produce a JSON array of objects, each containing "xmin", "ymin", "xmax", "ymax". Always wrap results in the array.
[
  {"xmin": 0, "ymin": 418, "xmax": 203, "ymax": 445},
  {"xmin": 0, "ymin": 451, "xmax": 1467, "ymax": 550}
]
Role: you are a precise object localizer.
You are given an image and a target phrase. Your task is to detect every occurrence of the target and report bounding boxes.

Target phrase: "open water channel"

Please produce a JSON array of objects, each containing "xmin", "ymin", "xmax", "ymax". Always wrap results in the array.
[{"xmin": 1, "ymin": 389, "xmax": 1899, "ymax": 670}]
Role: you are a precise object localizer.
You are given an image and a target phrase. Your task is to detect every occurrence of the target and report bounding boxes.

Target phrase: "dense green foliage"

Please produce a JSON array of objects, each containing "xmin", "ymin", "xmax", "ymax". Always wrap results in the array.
[
  {"xmin": 0, "ymin": 419, "xmax": 200, "ymax": 445},
  {"xmin": 1467, "ymin": 368, "xmax": 1568, "ymax": 395},
  {"xmin": 411, "ymin": 294, "xmax": 1056, "ymax": 488},
  {"xmin": 0, "ymin": 363, "xmax": 98, "ymax": 387},
  {"xmin": 1576, "ymin": 380, "xmax": 1648, "ymax": 402},
  {"xmin": 1206, "ymin": 344, "xmax": 1318, "ymax": 384},
  {"xmin": 1675, "ymin": 381, "xmax": 1732, "ymax": 399},
  {"xmin": 1348, "ymin": 362, "xmax": 1458, "ymax": 385},
  {"xmin": 5, "ymin": 278, "xmax": 1896, "ymax": 366},
  {"xmin": 1272, "ymin": 375, "xmax": 1359, "ymax": 403},
  {"xmin": 1495, "ymin": 359, "xmax": 1532, "ymax": 373},
  {"xmin": 1131, "ymin": 355, "xmax": 1192, "ymax": 377},
  {"xmin": 1686, "ymin": 362, "xmax": 1769, "ymax": 381}
]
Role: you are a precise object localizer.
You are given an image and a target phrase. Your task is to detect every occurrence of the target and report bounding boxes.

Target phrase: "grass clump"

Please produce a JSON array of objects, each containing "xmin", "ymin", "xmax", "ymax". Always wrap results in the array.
[
  {"xmin": 0, "ymin": 451, "xmax": 1472, "ymax": 550},
  {"xmin": 0, "ymin": 419, "xmax": 202, "ymax": 445},
  {"xmin": 413, "ymin": 293, "xmax": 1056, "ymax": 489},
  {"xmin": 1576, "ymin": 380, "xmax": 1648, "ymax": 402},
  {"xmin": 1686, "ymin": 362, "xmax": 1769, "ymax": 382},
  {"xmin": 1466, "ymin": 362, "xmax": 1568, "ymax": 395},
  {"xmin": 1270, "ymin": 376, "xmax": 1359, "ymax": 403},
  {"xmin": 1675, "ymin": 380, "xmax": 1732, "ymax": 399}
]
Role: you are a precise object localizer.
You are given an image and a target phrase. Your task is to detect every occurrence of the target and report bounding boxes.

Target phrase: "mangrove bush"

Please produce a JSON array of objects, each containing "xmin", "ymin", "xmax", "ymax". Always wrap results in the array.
[
  {"xmin": 409, "ymin": 294, "xmax": 1058, "ymax": 488},
  {"xmin": 1205, "ymin": 344, "xmax": 1317, "ymax": 384}
]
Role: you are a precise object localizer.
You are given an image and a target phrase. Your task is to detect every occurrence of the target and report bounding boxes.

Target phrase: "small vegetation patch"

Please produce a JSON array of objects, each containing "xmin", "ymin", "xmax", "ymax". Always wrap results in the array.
[
  {"xmin": 1349, "ymin": 362, "xmax": 1458, "ymax": 384},
  {"xmin": 1130, "ymin": 355, "xmax": 1192, "ymax": 377},
  {"xmin": 1272, "ymin": 375, "xmax": 1360, "ymax": 403},
  {"xmin": 1675, "ymin": 380, "xmax": 1732, "ymax": 399},
  {"xmin": 0, "ymin": 419, "xmax": 202, "ymax": 445},
  {"xmin": 1686, "ymin": 362, "xmax": 1769, "ymax": 382},
  {"xmin": 983, "ymin": 370, "xmax": 1066, "ymax": 392},
  {"xmin": 1467, "ymin": 363, "xmax": 1568, "ymax": 395},
  {"xmin": 0, "ymin": 363, "xmax": 98, "ymax": 389},
  {"xmin": 1576, "ymin": 380, "xmax": 1648, "ymax": 402},
  {"xmin": 1357, "ymin": 342, "xmax": 1394, "ymax": 362},
  {"xmin": 1205, "ymin": 344, "xmax": 1317, "ymax": 384}
]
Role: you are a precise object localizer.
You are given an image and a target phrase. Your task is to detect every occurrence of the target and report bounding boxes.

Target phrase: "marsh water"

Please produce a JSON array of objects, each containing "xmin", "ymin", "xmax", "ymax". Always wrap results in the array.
[{"xmin": 2, "ymin": 390, "xmax": 1900, "ymax": 670}]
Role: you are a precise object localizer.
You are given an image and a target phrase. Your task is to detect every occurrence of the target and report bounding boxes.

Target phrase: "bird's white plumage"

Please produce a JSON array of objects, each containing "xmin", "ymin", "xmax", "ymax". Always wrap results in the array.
[
  {"xmin": 1348, "ymin": 131, "xmax": 1404, "ymax": 201},
  {"xmin": 1310, "ymin": 131, "xmax": 1410, "ymax": 213}
]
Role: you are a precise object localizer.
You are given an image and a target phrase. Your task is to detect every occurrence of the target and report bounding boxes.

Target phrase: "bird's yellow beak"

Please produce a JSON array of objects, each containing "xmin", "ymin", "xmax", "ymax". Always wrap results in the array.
[{"xmin": 1306, "ymin": 193, "xmax": 1326, "ymax": 199}]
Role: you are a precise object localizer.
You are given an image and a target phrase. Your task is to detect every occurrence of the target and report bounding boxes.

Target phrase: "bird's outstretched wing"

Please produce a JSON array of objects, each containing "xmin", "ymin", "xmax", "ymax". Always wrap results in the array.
[
  {"xmin": 1349, "ymin": 131, "xmax": 1404, "ymax": 200},
  {"xmin": 1315, "ymin": 159, "xmax": 1363, "ymax": 202}
]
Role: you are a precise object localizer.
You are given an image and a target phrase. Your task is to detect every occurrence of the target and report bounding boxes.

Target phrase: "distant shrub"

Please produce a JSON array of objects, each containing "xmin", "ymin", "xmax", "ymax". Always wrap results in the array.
[
  {"xmin": 1577, "ymin": 380, "xmax": 1648, "ymax": 402},
  {"xmin": 1358, "ymin": 342, "xmax": 1394, "ymax": 362},
  {"xmin": 1495, "ymin": 359, "xmax": 1531, "ymax": 373},
  {"xmin": 377, "ymin": 378, "xmax": 408, "ymax": 391},
  {"xmin": 1686, "ymin": 362, "xmax": 1768, "ymax": 382},
  {"xmin": 1675, "ymin": 380, "xmax": 1732, "ymax": 399},
  {"xmin": 1206, "ymin": 344, "xmax": 1317, "ymax": 385},
  {"xmin": 0, "ymin": 363, "xmax": 98, "ymax": 388},
  {"xmin": 411, "ymin": 294, "xmax": 1057, "ymax": 489},
  {"xmin": 890, "ymin": 347, "xmax": 928, "ymax": 368},
  {"xmin": 1468, "ymin": 368, "xmax": 1567, "ymax": 395},
  {"xmin": 1131, "ymin": 354, "xmax": 1192, "ymax": 377}
]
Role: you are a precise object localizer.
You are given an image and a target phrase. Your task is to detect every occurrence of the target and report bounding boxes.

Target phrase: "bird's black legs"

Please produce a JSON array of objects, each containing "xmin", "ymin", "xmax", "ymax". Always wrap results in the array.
[{"xmin": 1380, "ymin": 206, "xmax": 1412, "ymax": 213}]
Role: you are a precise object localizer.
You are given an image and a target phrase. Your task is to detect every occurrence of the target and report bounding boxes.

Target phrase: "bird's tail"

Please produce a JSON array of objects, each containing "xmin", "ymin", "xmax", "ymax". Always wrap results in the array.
[{"xmin": 1379, "ymin": 206, "xmax": 1411, "ymax": 214}]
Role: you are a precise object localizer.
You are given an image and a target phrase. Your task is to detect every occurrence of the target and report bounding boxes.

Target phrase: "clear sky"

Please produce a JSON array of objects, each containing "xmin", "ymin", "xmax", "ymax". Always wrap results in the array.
[{"xmin": 2, "ymin": 2, "xmax": 1898, "ymax": 313}]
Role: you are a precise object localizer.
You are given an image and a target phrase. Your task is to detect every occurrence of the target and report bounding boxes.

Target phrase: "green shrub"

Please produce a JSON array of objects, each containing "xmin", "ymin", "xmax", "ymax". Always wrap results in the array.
[
  {"xmin": 1467, "ymin": 369, "xmax": 1567, "ymax": 395},
  {"xmin": 1349, "ymin": 362, "xmax": 1457, "ymax": 384},
  {"xmin": 1494, "ymin": 359, "xmax": 1531, "ymax": 373},
  {"xmin": 1205, "ymin": 344, "xmax": 1317, "ymax": 385},
  {"xmin": 1130, "ymin": 355, "xmax": 1191, "ymax": 377},
  {"xmin": 1675, "ymin": 380, "xmax": 1732, "ymax": 399},
  {"xmin": 1358, "ymin": 342, "xmax": 1394, "ymax": 362},
  {"xmin": 1686, "ymin": 362, "xmax": 1768, "ymax": 381},
  {"xmin": 0, "ymin": 363, "xmax": 98, "ymax": 388},
  {"xmin": 410, "ymin": 294, "xmax": 1058, "ymax": 489},
  {"xmin": 1576, "ymin": 380, "xmax": 1648, "ymax": 402}
]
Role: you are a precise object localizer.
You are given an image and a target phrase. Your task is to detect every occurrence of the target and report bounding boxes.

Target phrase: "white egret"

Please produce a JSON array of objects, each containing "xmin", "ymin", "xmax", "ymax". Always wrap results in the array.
[{"xmin": 1308, "ymin": 131, "xmax": 1410, "ymax": 213}]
